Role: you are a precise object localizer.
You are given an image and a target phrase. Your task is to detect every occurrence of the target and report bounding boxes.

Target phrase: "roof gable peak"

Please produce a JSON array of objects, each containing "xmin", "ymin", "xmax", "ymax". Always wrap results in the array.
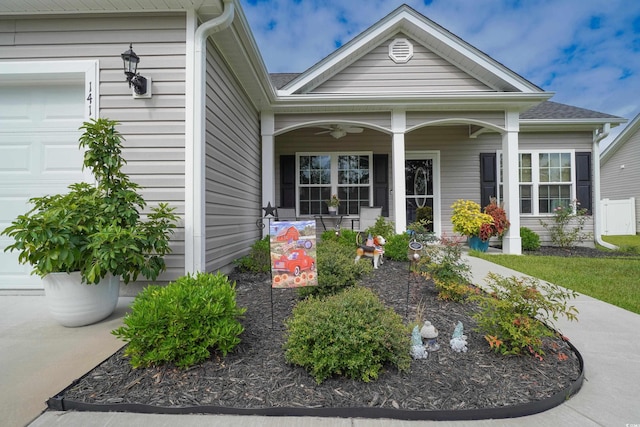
[{"xmin": 279, "ymin": 4, "xmax": 542, "ymax": 96}]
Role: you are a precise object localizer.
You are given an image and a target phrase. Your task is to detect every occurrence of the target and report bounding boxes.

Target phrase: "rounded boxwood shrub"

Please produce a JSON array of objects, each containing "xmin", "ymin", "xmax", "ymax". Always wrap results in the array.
[
  {"xmin": 520, "ymin": 226, "xmax": 541, "ymax": 251},
  {"xmin": 284, "ymin": 286, "xmax": 411, "ymax": 383},
  {"xmin": 298, "ymin": 239, "xmax": 372, "ymax": 298},
  {"xmin": 384, "ymin": 232, "xmax": 411, "ymax": 261},
  {"xmin": 112, "ymin": 272, "xmax": 246, "ymax": 369}
]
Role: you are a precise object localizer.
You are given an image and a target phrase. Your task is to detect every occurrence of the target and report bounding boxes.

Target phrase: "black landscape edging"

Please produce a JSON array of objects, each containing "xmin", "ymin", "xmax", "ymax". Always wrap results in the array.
[{"xmin": 46, "ymin": 341, "xmax": 584, "ymax": 421}]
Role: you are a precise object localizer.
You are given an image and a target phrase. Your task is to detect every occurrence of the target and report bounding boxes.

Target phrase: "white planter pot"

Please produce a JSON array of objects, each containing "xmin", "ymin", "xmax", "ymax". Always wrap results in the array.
[{"xmin": 43, "ymin": 272, "xmax": 120, "ymax": 327}]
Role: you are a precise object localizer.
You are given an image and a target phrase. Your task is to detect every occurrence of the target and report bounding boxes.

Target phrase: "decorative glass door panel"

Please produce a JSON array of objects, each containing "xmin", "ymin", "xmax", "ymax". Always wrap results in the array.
[{"xmin": 405, "ymin": 158, "xmax": 434, "ymax": 230}]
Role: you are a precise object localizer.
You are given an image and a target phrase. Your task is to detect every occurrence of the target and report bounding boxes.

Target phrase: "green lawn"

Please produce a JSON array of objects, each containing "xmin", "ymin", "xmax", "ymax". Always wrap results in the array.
[
  {"xmin": 601, "ymin": 234, "xmax": 640, "ymax": 254},
  {"xmin": 475, "ymin": 236, "xmax": 640, "ymax": 314}
]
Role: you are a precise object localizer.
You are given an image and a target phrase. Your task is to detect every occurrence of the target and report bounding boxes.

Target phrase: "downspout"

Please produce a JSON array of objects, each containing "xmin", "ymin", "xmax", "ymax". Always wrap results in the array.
[
  {"xmin": 189, "ymin": 0, "xmax": 235, "ymax": 273},
  {"xmin": 592, "ymin": 123, "xmax": 617, "ymax": 250}
]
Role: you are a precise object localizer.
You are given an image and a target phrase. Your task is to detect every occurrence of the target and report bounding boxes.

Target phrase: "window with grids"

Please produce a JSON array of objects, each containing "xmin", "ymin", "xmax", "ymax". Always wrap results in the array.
[
  {"xmin": 297, "ymin": 153, "xmax": 372, "ymax": 215},
  {"xmin": 498, "ymin": 151, "xmax": 574, "ymax": 215}
]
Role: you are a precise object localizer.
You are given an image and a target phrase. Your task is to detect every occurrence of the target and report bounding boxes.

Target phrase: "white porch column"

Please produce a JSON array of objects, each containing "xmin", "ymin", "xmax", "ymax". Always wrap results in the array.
[
  {"xmin": 391, "ymin": 110, "xmax": 407, "ymax": 234},
  {"xmin": 261, "ymin": 111, "xmax": 276, "ymax": 237},
  {"xmin": 502, "ymin": 110, "xmax": 522, "ymax": 255}
]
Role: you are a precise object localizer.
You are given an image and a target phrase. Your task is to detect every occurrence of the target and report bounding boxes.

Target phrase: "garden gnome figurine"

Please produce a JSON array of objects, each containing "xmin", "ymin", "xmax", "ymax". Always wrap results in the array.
[
  {"xmin": 450, "ymin": 321, "xmax": 468, "ymax": 353},
  {"xmin": 420, "ymin": 321, "xmax": 440, "ymax": 351},
  {"xmin": 410, "ymin": 325, "xmax": 428, "ymax": 359}
]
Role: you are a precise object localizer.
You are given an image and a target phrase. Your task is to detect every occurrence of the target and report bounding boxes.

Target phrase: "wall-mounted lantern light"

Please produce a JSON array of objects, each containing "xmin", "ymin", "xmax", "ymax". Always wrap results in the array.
[{"xmin": 121, "ymin": 43, "xmax": 150, "ymax": 97}]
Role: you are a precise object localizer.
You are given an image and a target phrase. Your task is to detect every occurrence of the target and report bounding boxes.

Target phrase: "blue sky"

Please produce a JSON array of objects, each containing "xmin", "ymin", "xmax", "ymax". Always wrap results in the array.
[{"xmin": 239, "ymin": 0, "xmax": 640, "ymax": 148}]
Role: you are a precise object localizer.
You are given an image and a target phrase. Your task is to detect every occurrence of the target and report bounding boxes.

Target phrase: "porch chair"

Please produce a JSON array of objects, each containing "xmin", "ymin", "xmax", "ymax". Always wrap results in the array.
[
  {"xmin": 275, "ymin": 207, "xmax": 297, "ymax": 221},
  {"xmin": 354, "ymin": 206, "xmax": 382, "ymax": 233}
]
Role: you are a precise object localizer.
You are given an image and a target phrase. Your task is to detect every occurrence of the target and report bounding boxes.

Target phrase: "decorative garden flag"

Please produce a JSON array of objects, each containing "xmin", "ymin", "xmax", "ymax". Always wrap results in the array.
[{"xmin": 269, "ymin": 220, "xmax": 318, "ymax": 288}]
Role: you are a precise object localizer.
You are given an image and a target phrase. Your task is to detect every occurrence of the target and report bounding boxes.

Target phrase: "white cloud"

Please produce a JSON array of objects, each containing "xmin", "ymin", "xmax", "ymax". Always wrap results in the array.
[{"xmin": 240, "ymin": 0, "xmax": 640, "ymax": 142}]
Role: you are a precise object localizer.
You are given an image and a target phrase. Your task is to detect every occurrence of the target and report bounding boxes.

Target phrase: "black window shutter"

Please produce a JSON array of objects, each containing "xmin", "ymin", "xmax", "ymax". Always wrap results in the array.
[
  {"xmin": 280, "ymin": 155, "xmax": 295, "ymax": 208},
  {"xmin": 480, "ymin": 153, "xmax": 497, "ymax": 206},
  {"xmin": 575, "ymin": 152, "xmax": 592, "ymax": 214},
  {"xmin": 373, "ymin": 154, "xmax": 389, "ymax": 217}
]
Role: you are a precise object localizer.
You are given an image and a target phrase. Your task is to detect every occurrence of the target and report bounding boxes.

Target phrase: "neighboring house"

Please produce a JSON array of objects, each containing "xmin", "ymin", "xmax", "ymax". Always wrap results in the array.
[
  {"xmin": 0, "ymin": 1, "xmax": 625, "ymax": 292},
  {"xmin": 600, "ymin": 113, "xmax": 640, "ymax": 234}
]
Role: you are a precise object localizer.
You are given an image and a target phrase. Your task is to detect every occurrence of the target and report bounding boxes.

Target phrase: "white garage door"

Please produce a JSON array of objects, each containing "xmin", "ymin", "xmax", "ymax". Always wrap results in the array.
[{"xmin": 0, "ymin": 82, "xmax": 87, "ymax": 290}]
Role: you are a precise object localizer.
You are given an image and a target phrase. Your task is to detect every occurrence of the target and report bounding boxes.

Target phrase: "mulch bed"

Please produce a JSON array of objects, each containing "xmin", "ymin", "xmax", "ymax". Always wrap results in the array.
[{"xmin": 57, "ymin": 253, "xmax": 583, "ymax": 413}]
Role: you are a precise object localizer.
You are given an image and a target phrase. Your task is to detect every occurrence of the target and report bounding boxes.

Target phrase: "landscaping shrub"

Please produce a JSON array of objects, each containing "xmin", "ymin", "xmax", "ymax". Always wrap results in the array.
[
  {"xmin": 520, "ymin": 227, "xmax": 540, "ymax": 251},
  {"xmin": 407, "ymin": 220, "xmax": 437, "ymax": 245},
  {"xmin": 284, "ymin": 286, "xmax": 411, "ymax": 383},
  {"xmin": 472, "ymin": 273, "xmax": 578, "ymax": 357},
  {"xmin": 417, "ymin": 237, "xmax": 473, "ymax": 301},
  {"xmin": 321, "ymin": 228, "xmax": 359, "ymax": 248},
  {"xmin": 112, "ymin": 272, "xmax": 246, "ymax": 369},
  {"xmin": 233, "ymin": 236, "xmax": 270, "ymax": 273},
  {"xmin": 365, "ymin": 216, "xmax": 395, "ymax": 240},
  {"xmin": 539, "ymin": 203, "xmax": 590, "ymax": 248},
  {"xmin": 384, "ymin": 232, "xmax": 411, "ymax": 261},
  {"xmin": 298, "ymin": 239, "xmax": 372, "ymax": 298}
]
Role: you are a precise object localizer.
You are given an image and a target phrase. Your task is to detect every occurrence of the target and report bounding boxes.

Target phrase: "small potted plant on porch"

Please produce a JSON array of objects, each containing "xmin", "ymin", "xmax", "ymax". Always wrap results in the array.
[
  {"xmin": 451, "ymin": 199, "xmax": 508, "ymax": 252},
  {"xmin": 1, "ymin": 118, "xmax": 178, "ymax": 327},
  {"xmin": 325, "ymin": 194, "xmax": 340, "ymax": 215}
]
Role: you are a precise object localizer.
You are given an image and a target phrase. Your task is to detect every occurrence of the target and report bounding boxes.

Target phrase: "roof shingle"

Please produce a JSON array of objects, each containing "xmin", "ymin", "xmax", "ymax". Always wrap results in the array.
[{"xmin": 520, "ymin": 101, "xmax": 620, "ymax": 120}]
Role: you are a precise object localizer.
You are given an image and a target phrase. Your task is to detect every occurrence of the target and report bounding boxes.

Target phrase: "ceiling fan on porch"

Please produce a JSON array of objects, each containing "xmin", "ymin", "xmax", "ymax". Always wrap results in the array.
[{"xmin": 314, "ymin": 124, "xmax": 364, "ymax": 139}]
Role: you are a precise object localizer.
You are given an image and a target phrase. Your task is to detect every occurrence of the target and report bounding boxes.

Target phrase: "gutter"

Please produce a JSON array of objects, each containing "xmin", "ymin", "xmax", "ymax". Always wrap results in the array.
[
  {"xmin": 592, "ymin": 122, "xmax": 618, "ymax": 250},
  {"xmin": 188, "ymin": 0, "xmax": 235, "ymax": 273}
]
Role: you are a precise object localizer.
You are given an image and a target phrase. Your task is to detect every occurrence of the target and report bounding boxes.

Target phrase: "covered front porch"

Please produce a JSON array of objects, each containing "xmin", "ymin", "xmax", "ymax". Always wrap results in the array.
[{"xmin": 260, "ymin": 109, "xmax": 523, "ymax": 254}]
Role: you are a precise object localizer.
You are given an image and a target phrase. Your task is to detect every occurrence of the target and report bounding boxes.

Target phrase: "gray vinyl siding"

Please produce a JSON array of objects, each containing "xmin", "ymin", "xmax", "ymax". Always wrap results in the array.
[
  {"xmin": 0, "ymin": 14, "xmax": 188, "ymax": 283},
  {"xmin": 311, "ymin": 35, "xmax": 492, "ymax": 94},
  {"xmin": 204, "ymin": 40, "xmax": 261, "ymax": 274},
  {"xmin": 601, "ymin": 131, "xmax": 640, "ymax": 231}
]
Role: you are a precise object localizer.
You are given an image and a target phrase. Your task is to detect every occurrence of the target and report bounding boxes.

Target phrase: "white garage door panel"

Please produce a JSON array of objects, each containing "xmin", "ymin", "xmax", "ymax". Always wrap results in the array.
[
  {"xmin": 0, "ymin": 84, "xmax": 84, "ymax": 128},
  {"xmin": 0, "ymin": 194, "xmax": 38, "ymax": 286},
  {"xmin": 0, "ymin": 134, "xmax": 85, "ymax": 183},
  {"xmin": 42, "ymin": 137, "xmax": 86, "ymax": 175},
  {"xmin": 0, "ymin": 144, "xmax": 30, "ymax": 172},
  {"xmin": 0, "ymin": 82, "xmax": 86, "ymax": 290}
]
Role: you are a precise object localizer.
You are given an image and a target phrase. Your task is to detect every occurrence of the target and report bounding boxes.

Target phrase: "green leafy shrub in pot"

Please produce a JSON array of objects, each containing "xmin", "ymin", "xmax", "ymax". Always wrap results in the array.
[
  {"xmin": 112, "ymin": 272, "xmax": 246, "ymax": 369},
  {"xmin": 1, "ymin": 118, "xmax": 178, "ymax": 284},
  {"xmin": 298, "ymin": 239, "xmax": 372, "ymax": 298},
  {"xmin": 472, "ymin": 273, "xmax": 578, "ymax": 357},
  {"xmin": 520, "ymin": 227, "xmax": 541, "ymax": 251},
  {"xmin": 284, "ymin": 286, "xmax": 411, "ymax": 383}
]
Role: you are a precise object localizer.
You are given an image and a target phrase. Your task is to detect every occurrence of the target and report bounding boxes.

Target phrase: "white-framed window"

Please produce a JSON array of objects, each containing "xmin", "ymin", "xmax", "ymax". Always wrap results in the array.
[
  {"xmin": 296, "ymin": 152, "xmax": 372, "ymax": 215},
  {"xmin": 498, "ymin": 150, "xmax": 575, "ymax": 215}
]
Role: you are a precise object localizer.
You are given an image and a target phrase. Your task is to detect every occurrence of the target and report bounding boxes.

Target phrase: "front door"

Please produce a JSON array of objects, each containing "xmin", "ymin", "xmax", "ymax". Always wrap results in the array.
[{"xmin": 405, "ymin": 152, "xmax": 439, "ymax": 232}]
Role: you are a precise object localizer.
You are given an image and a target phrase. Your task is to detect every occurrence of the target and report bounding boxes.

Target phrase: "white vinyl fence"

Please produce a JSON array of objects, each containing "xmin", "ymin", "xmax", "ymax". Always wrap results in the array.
[{"xmin": 600, "ymin": 198, "xmax": 636, "ymax": 235}]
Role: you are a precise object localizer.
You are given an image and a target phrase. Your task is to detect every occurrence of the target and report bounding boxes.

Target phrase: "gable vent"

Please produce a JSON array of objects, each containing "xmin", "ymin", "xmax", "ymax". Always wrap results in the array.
[{"xmin": 389, "ymin": 38, "xmax": 413, "ymax": 63}]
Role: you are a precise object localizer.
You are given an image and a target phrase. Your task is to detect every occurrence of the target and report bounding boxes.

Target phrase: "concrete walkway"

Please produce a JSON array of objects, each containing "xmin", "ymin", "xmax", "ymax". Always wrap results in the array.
[{"xmin": 3, "ymin": 254, "xmax": 639, "ymax": 426}]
